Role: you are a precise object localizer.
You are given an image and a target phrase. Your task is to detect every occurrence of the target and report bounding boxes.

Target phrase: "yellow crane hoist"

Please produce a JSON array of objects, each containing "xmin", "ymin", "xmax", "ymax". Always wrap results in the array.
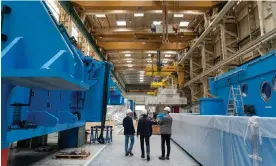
[
  {"xmin": 145, "ymin": 65, "xmax": 184, "ymax": 72},
  {"xmin": 147, "ymin": 91, "xmax": 157, "ymax": 96}
]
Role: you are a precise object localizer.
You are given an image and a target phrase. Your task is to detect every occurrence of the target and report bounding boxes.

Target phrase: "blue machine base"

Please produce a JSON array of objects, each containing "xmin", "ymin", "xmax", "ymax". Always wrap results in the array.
[
  {"xmin": 2, "ymin": 69, "xmax": 91, "ymax": 91},
  {"xmin": 7, "ymin": 122, "xmax": 85, "ymax": 143}
]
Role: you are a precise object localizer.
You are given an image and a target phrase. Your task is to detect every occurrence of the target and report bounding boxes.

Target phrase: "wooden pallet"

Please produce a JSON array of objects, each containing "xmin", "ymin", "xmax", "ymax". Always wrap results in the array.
[{"xmin": 55, "ymin": 152, "xmax": 90, "ymax": 159}]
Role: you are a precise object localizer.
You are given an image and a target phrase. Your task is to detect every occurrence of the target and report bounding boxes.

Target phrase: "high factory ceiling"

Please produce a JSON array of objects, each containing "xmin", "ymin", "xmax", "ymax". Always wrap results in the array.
[{"xmin": 72, "ymin": 1, "xmax": 221, "ymax": 88}]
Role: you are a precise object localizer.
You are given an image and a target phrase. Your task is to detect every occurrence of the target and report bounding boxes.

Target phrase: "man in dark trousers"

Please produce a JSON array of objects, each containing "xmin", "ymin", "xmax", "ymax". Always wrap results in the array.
[
  {"xmin": 137, "ymin": 109, "xmax": 152, "ymax": 161},
  {"xmin": 158, "ymin": 106, "xmax": 173, "ymax": 160},
  {"xmin": 123, "ymin": 109, "xmax": 135, "ymax": 156}
]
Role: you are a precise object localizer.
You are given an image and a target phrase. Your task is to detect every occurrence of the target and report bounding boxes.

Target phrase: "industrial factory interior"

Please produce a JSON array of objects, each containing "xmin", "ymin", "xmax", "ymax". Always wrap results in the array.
[{"xmin": 1, "ymin": 0, "xmax": 276, "ymax": 166}]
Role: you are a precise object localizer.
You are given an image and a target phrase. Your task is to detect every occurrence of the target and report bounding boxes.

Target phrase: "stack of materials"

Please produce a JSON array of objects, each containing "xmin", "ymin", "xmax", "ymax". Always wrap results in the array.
[{"xmin": 145, "ymin": 88, "xmax": 187, "ymax": 106}]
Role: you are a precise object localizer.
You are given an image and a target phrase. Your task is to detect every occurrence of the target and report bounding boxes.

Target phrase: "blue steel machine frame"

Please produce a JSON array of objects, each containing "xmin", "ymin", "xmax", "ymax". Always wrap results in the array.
[
  {"xmin": 108, "ymin": 77, "xmax": 125, "ymax": 105},
  {"xmin": 201, "ymin": 51, "xmax": 276, "ymax": 117},
  {"xmin": 1, "ymin": 1, "xmax": 116, "ymax": 165},
  {"xmin": 172, "ymin": 50, "xmax": 276, "ymax": 166}
]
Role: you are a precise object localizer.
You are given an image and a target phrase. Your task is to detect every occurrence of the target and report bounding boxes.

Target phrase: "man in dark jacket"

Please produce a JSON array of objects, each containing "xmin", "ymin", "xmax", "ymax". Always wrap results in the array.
[
  {"xmin": 137, "ymin": 109, "xmax": 152, "ymax": 161},
  {"xmin": 123, "ymin": 109, "xmax": 135, "ymax": 156}
]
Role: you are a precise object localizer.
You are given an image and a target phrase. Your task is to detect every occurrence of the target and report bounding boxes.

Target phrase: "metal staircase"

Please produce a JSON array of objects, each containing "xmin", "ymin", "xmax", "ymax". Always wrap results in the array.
[{"xmin": 227, "ymin": 85, "xmax": 244, "ymax": 116}]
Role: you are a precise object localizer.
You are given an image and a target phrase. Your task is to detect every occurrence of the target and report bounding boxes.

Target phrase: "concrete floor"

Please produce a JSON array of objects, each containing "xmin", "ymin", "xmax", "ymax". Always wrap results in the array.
[
  {"xmin": 8, "ymin": 133, "xmax": 59, "ymax": 166},
  {"xmin": 88, "ymin": 134, "xmax": 199, "ymax": 166},
  {"xmin": 8, "ymin": 126, "xmax": 199, "ymax": 166}
]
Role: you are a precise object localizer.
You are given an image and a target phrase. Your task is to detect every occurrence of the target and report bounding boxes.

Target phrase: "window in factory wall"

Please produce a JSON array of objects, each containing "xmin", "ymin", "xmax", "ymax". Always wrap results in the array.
[
  {"xmin": 135, "ymin": 105, "xmax": 145, "ymax": 111},
  {"xmin": 241, "ymin": 84, "xmax": 248, "ymax": 97},
  {"xmin": 87, "ymin": 46, "xmax": 91, "ymax": 56},
  {"xmin": 72, "ymin": 24, "xmax": 79, "ymax": 42},
  {"xmin": 273, "ymin": 76, "xmax": 276, "ymax": 90},
  {"xmin": 261, "ymin": 82, "xmax": 272, "ymax": 102},
  {"xmin": 45, "ymin": 0, "xmax": 60, "ymax": 22}
]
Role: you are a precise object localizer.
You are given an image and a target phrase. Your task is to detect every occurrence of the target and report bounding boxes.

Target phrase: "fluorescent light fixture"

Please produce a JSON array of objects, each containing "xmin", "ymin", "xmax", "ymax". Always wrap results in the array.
[
  {"xmin": 174, "ymin": 14, "xmax": 183, "ymax": 18},
  {"xmin": 147, "ymin": 51, "xmax": 156, "ymax": 54},
  {"xmin": 125, "ymin": 54, "xmax": 131, "ymax": 57},
  {"xmin": 147, "ymin": 60, "xmax": 152, "ymax": 63},
  {"xmin": 95, "ymin": 14, "xmax": 106, "ymax": 18},
  {"xmin": 180, "ymin": 21, "xmax": 189, "ymax": 27},
  {"xmin": 134, "ymin": 13, "xmax": 144, "ymax": 17},
  {"xmin": 153, "ymin": 10, "xmax": 162, "ymax": 14},
  {"xmin": 165, "ymin": 54, "xmax": 171, "ymax": 57},
  {"xmin": 117, "ymin": 21, "xmax": 126, "ymax": 26},
  {"xmin": 126, "ymin": 60, "xmax": 132, "ymax": 63},
  {"xmin": 153, "ymin": 21, "xmax": 162, "ymax": 25},
  {"xmin": 148, "ymin": 54, "xmax": 151, "ymax": 57},
  {"xmin": 162, "ymin": 60, "xmax": 168, "ymax": 63}
]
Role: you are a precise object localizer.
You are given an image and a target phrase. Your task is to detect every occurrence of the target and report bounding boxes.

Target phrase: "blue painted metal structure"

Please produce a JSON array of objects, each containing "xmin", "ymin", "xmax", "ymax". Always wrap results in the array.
[
  {"xmin": 172, "ymin": 51, "xmax": 276, "ymax": 166},
  {"xmin": 58, "ymin": 1, "xmax": 125, "ymax": 93},
  {"xmin": 199, "ymin": 98, "xmax": 224, "ymax": 115},
  {"xmin": 201, "ymin": 51, "xmax": 276, "ymax": 117},
  {"xmin": 108, "ymin": 77, "xmax": 124, "ymax": 105},
  {"xmin": 1, "ymin": 1, "xmax": 112, "ymax": 152},
  {"xmin": 129, "ymin": 99, "xmax": 135, "ymax": 112}
]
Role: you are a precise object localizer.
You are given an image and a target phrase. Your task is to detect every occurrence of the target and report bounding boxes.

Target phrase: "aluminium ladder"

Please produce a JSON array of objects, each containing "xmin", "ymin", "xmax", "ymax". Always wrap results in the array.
[{"xmin": 227, "ymin": 85, "xmax": 244, "ymax": 116}]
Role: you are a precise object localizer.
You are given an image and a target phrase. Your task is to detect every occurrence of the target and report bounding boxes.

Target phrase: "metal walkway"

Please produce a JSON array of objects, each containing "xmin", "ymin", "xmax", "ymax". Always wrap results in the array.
[{"xmin": 88, "ymin": 133, "xmax": 199, "ymax": 166}]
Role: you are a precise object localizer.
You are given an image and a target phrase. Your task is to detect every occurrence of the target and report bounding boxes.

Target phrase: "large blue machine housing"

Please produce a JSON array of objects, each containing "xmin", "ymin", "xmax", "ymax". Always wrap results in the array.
[
  {"xmin": 1, "ymin": 0, "xmax": 112, "ymax": 154},
  {"xmin": 108, "ymin": 77, "xmax": 125, "ymax": 105},
  {"xmin": 200, "ymin": 51, "xmax": 276, "ymax": 116},
  {"xmin": 172, "ymin": 50, "xmax": 276, "ymax": 166}
]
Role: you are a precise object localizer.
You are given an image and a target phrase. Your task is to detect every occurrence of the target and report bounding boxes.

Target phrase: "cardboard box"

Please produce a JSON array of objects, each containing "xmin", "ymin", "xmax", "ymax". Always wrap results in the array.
[{"xmin": 152, "ymin": 125, "xmax": 160, "ymax": 135}]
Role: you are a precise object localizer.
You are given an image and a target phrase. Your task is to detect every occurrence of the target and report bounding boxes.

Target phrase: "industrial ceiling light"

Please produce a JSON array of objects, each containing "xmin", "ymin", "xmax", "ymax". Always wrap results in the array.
[
  {"xmin": 117, "ymin": 21, "xmax": 126, "ymax": 26},
  {"xmin": 95, "ymin": 14, "xmax": 106, "ymax": 18},
  {"xmin": 174, "ymin": 14, "xmax": 184, "ymax": 18},
  {"xmin": 162, "ymin": 60, "xmax": 168, "ymax": 63},
  {"xmin": 153, "ymin": 21, "xmax": 162, "ymax": 25},
  {"xmin": 148, "ymin": 54, "xmax": 151, "ymax": 57},
  {"xmin": 125, "ymin": 54, "xmax": 131, "ymax": 57},
  {"xmin": 126, "ymin": 60, "xmax": 132, "ymax": 63},
  {"xmin": 180, "ymin": 21, "xmax": 189, "ymax": 27},
  {"xmin": 147, "ymin": 60, "xmax": 152, "ymax": 63},
  {"xmin": 165, "ymin": 54, "xmax": 171, "ymax": 57},
  {"xmin": 134, "ymin": 13, "xmax": 144, "ymax": 17},
  {"xmin": 154, "ymin": 10, "xmax": 162, "ymax": 14}
]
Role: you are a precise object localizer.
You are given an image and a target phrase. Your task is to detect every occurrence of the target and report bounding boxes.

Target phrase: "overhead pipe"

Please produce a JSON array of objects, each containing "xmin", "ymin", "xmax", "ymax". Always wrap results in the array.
[
  {"xmin": 257, "ymin": 1, "xmax": 265, "ymax": 36},
  {"xmin": 162, "ymin": 0, "xmax": 169, "ymax": 43},
  {"xmin": 59, "ymin": 1, "xmax": 125, "ymax": 92}
]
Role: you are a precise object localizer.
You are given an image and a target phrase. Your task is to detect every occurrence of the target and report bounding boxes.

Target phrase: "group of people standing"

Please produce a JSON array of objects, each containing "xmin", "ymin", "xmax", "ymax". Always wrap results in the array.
[{"xmin": 122, "ymin": 106, "xmax": 173, "ymax": 161}]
